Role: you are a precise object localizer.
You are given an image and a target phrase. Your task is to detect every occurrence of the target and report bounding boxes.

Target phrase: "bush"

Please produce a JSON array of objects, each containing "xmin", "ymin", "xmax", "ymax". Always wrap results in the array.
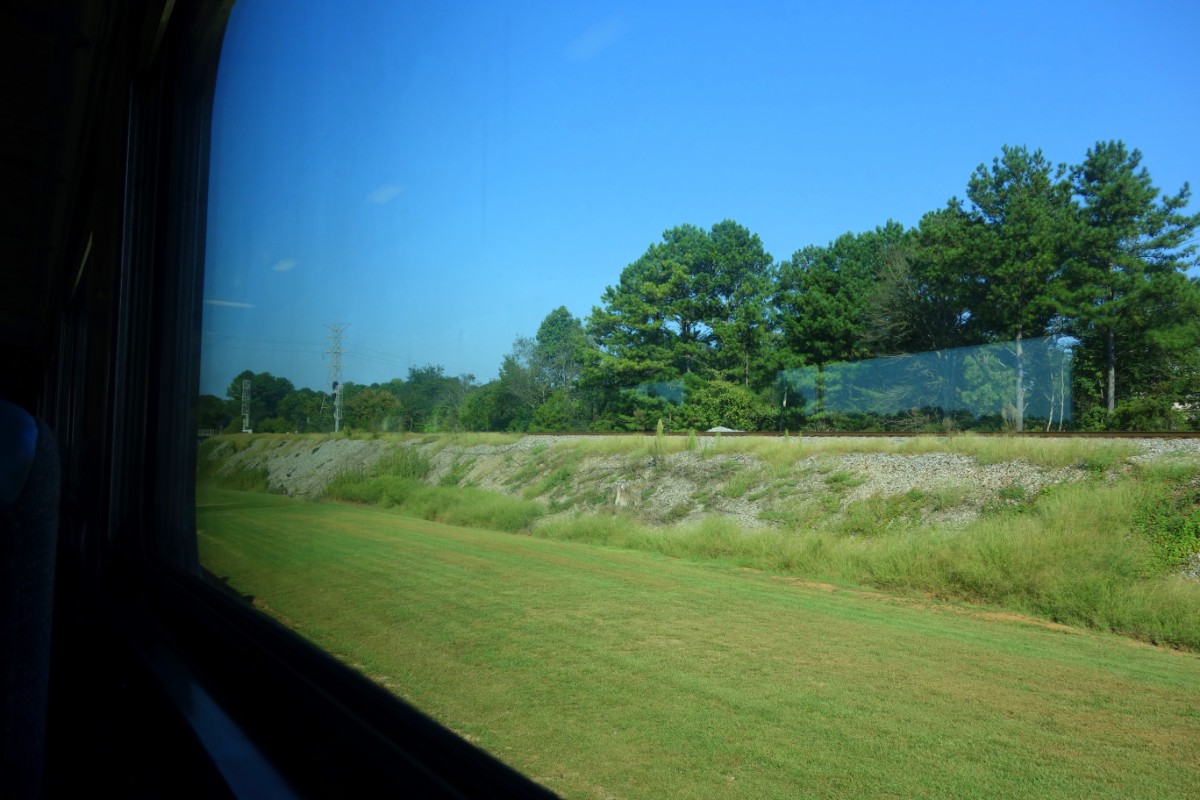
[
  {"xmin": 1113, "ymin": 396, "xmax": 1190, "ymax": 432},
  {"xmin": 676, "ymin": 378, "xmax": 773, "ymax": 432}
]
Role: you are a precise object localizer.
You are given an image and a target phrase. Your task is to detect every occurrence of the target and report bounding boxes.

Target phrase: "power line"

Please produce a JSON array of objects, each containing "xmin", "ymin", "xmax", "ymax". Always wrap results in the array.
[
  {"xmin": 202, "ymin": 330, "xmax": 325, "ymax": 347},
  {"xmin": 203, "ymin": 344, "xmax": 324, "ymax": 356}
]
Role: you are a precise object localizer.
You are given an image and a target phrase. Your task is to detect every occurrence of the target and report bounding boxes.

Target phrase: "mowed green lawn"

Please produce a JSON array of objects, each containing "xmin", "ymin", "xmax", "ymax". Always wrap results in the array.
[{"xmin": 197, "ymin": 488, "xmax": 1200, "ymax": 800}]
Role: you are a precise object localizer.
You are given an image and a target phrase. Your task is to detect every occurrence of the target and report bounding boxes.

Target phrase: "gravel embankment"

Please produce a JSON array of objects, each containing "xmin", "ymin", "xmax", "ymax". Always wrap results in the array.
[{"xmin": 201, "ymin": 435, "xmax": 1200, "ymax": 545}]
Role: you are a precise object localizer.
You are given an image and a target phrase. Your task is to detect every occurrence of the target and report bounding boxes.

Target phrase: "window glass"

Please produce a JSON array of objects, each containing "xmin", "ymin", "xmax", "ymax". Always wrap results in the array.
[{"xmin": 197, "ymin": 2, "xmax": 1200, "ymax": 797}]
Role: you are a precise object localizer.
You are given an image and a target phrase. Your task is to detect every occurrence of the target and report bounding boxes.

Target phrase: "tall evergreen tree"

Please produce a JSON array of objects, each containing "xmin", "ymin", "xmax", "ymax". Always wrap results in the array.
[
  {"xmin": 776, "ymin": 223, "xmax": 910, "ymax": 364},
  {"xmin": 865, "ymin": 207, "xmax": 978, "ymax": 357},
  {"xmin": 962, "ymin": 145, "xmax": 1073, "ymax": 430},
  {"xmin": 587, "ymin": 221, "xmax": 773, "ymax": 387},
  {"xmin": 587, "ymin": 224, "xmax": 711, "ymax": 387},
  {"xmin": 1062, "ymin": 140, "xmax": 1200, "ymax": 418},
  {"xmin": 706, "ymin": 220, "xmax": 776, "ymax": 387}
]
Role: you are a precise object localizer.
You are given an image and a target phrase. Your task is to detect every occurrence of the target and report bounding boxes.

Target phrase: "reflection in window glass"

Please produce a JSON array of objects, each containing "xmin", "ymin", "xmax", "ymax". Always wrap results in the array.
[{"xmin": 196, "ymin": 2, "xmax": 1200, "ymax": 797}]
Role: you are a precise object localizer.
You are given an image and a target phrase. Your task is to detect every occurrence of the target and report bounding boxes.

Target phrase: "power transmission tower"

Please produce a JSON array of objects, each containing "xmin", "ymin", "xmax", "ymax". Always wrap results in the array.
[
  {"xmin": 325, "ymin": 323, "xmax": 349, "ymax": 432},
  {"xmin": 241, "ymin": 379, "xmax": 252, "ymax": 433}
]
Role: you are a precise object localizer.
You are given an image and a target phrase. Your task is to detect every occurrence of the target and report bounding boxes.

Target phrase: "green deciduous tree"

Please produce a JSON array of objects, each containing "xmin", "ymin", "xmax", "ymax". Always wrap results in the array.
[
  {"xmin": 677, "ymin": 377, "xmax": 773, "ymax": 432},
  {"xmin": 531, "ymin": 388, "xmax": 582, "ymax": 432},
  {"xmin": 391, "ymin": 365, "xmax": 475, "ymax": 431},
  {"xmin": 223, "ymin": 370, "xmax": 295, "ymax": 430},
  {"xmin": 197, "ymin": 394, "xmax": 231, "ymax": 431},
  {"xmin": 458, "ymin": 381, "xmax": 517, "ymax": 432},
  {"xmin": 535, "ymin": 306, "xmax": 590, "ymax": 392},
  {"xmin": 276, "ymin": 387, "xmax": 326, "ymax": 432},
  {"xmin": 344, "ymin": 386, "xmax": 401, "ymax": 431}
]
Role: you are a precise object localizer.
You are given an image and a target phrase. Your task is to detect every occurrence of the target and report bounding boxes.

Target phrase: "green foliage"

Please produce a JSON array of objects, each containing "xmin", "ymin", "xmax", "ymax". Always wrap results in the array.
[
  {"xmin": 530, "ymin": 388, "xmax": 580, "ymax": 432},
  {"xmin": 213, "ymin": 140, "xmax": 1200, "ymax": 434},
  {"xmin": 209, "ymin": 463, "xmax": 271, "ymax": 492},
  {"xmin": 593, "ymin": 387, "xmax": 676, "ymax": 432},
  {"xmin": 197, "ymin": 394, "xmax": 231, "ymax": 431},
  {"xmin": 372, "ymin": 365, "xmax": 476, "ymax": 433},
  {"xmin": 534, "ymin": 306, "xmax": 590, "ymax": 391},
  {"xmin": 776, "ymin": 223, "xmax": 910, "ymax": 369},
  {"xmin": 322, "ymin": 471, "xmax": 541, "ymax": 532},
  {"xmin": 1112, "ymin": 396, "xmax": 1192, "ymax": 432},
  {"xmin": 374, "ymin": 446, "xmax": 432, "ymax": 480},
  {"xmin": 865, "ymin": 211, "xmax": 974, "ymax": 354},
  {"xmin": 1062, "ymin": 141, "xmax": 1200, "ymax": 418},
  {"xmin": 438, "ymin": 458, "xmax": 472, "ymax": 487},
  {"xmin": 676, "ymin": 377, "xmax": 772, "ymax": 432},
  {"xmin": 1133, "ymin": 465, "xmax": 1200, "ymax": 569},
  {"xmin": 824, "ymin": 470, "xmax": 865, "ymax": 492},
  {"xmin": 224, "ymin": 370, "xmax": 295, "ymax": 431},
  {"xmin": 344, "ymin": 386, "xmax": 400, "ymax": 432},
  {"xmin": 457, "ymin": 380, "xmax": 517, "ymax": 433},
  {"xmin": 274, "ymin": 387, "xmax": 327, "ymax": 432},
  {"xmin": 585, "ymin": 220, "xmax": 774, "ymax": 388}
]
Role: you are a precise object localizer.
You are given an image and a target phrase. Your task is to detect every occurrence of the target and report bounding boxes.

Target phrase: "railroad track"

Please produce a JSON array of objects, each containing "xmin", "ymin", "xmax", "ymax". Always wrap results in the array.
[{"xmin": 520, "ymin": 430, "xmax": 1200, "ymax": 439}]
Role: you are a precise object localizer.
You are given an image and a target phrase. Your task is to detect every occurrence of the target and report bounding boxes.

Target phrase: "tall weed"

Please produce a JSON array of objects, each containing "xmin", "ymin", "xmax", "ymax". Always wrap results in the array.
[
  {"xmin": 211, "ymin": 463, "xmax": 271, "ymax": 492},
  {"xmin": 375, "ymin": 446, "xmax": 432, "ymax": 480},
  {"xmin": 324, "ymin": 473, "xmax": 542, "ymax": 532}
]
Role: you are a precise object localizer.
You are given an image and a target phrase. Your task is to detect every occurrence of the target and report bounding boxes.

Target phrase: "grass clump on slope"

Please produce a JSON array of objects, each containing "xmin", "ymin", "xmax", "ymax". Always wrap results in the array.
[{"xmin": 323, "ymin": 445, "xmax": 543, "ymax": 533}]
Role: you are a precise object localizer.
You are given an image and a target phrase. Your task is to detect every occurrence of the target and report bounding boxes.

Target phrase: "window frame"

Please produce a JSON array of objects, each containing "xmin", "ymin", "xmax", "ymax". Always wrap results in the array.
[{"xmin": 76, "ymin": 2, "xmax": 559, "ymax": 795}]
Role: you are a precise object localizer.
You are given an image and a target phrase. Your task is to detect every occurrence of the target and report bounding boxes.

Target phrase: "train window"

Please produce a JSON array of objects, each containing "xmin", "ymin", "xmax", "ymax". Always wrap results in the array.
[{"xmin": 193, "ymin": 2, "xmax": 1200, "ymax": 797}]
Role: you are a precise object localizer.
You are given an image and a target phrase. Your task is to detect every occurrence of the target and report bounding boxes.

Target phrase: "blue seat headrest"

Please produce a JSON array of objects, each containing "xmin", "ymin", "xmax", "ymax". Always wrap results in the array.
[{"xmin": 0, "ymin": 399, "xmax": 38, "ymax": 508}]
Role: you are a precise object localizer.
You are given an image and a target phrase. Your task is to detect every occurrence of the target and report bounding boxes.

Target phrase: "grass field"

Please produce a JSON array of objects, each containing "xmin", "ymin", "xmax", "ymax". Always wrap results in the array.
[{"xmin": 198, "ymin": 487, "xmax": 1200, "ymax": 800}]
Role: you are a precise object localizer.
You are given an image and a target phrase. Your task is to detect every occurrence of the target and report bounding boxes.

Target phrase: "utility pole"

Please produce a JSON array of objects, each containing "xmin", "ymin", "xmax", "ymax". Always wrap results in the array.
[
  {"xmin": 325, "ymin": 323, "xmax": 349, "ymax": 432},
  {"xmin": 241, "ymin": 379, "xmax": 252, "ymax": 433}
]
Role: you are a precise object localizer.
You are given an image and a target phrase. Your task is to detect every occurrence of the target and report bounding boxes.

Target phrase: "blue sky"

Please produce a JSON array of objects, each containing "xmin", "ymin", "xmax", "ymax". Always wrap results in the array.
[{"xmin": 200, "ymin": 0, "xmax": 1200, "ymax": 397}]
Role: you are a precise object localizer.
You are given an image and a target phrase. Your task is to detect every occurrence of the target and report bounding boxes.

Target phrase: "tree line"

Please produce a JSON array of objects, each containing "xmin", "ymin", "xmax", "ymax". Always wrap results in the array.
[{"xmin": 200, "ymin": 141, "xmax": 1200, "ymax": 434}]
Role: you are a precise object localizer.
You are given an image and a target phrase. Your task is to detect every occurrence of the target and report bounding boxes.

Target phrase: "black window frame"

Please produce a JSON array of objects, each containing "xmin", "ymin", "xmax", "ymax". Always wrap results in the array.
[{"xmin": 54, "ymin": 1, "xmax": 559, "ymax": 795}]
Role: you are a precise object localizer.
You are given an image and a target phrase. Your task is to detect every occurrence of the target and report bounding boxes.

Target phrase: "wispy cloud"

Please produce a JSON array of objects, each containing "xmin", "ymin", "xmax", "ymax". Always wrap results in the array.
[
  {"xmin": 272, "ymin": 258, "xmax": 298, "ymax": 272},
  {"xmin": 565, "ymin": 17, "xmax": 628, "ymax": 62},
  {"xmin": 367, "ymin": 183, "xmax": 403, "ymax": 204},
  {"xmin": 204, "ymin": 299, "xmax": 255, "ymax": 309}
]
